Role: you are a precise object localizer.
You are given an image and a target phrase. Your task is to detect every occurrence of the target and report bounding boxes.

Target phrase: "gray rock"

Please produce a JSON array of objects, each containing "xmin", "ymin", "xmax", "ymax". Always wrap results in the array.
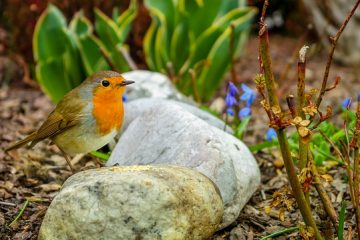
[
  {"xmin": 39, "ymin": 165, "xmax": 223, "ymax": 240},
  {"xmin": 123, "ymin": 70, "xmax": 194, "ymax": 104},
  {"xmin": 107, "ymin": 105, "xmax": 260, "ymax": 228},
  {"xmin": 122, "ymin": 98, "xmax": 232, "ymax": 134}
]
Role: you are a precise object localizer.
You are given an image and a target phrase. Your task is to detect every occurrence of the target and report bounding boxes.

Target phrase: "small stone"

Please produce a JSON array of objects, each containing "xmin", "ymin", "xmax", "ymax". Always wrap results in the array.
[
  {"xmin": 273, "ymin": 159, "xmax": 284, "ymax": 168},
  {"xmin": 39, "ymin": 165, "xmax": 223, "ymax": 240}
]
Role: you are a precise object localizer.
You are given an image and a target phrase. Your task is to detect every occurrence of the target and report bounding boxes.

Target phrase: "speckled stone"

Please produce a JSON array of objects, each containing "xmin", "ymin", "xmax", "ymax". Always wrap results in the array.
[{"xmin": 38, "ymin": 165, "xmax": 223, "ymax": 240}]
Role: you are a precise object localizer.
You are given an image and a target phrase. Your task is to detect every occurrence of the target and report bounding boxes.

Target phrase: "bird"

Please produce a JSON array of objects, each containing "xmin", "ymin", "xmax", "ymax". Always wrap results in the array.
[{"xmin": 5, "ymin": 70, "xmax": 134, "ymax": 172}]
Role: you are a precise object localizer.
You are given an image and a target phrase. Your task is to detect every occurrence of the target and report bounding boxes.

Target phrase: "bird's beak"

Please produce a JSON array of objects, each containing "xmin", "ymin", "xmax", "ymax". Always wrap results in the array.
[{"xmin": 118, "ymin": 80, "xmax": 135, "ymax": 87}]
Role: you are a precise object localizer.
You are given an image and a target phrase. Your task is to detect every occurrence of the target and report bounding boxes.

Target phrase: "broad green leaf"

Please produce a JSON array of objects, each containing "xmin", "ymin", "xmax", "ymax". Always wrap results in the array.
[
  {"xmin": 36, "ymin": 58, "xmax": 71, "ymax": 103},
  {"xmin": 143, "ymin": 21, "xmax": 159, "ymax": 70},
  {"xmin": 117, "ymin": 0, "xmax": 138, "ymax": 42},
  {"xmin": 170, "ymin": 20, "xmax": 189, "ymax": 73},
  {"xmin": 178, "ymin": 0, "xmax": 221, "ymax": 38},
  {"xmin": 70, "ymin": 12, "xmax": 110, "ymax": 75},
  {"xmin": 95, "ymin": 8, "xmax": 131, "ymax": 72},
  {"xmin": 217, "ymin": 0, "xmax": 243, "ymax": 16},
  {"xmin": 189, "ymin": 7, "xmax": 256, "ymax": 67},
  {"xmin": 145, "ymin": 0, "xmax": 175, "ymax": 47},
  {"xmin": 95, "ymin": 8, "xmax": 122, "ymax": 49},
  {"xmin": 34, "ymin": 5, "xmax": 84, "ymax": 102},
  {"xmin": 197, "ymin": 8, "xmax": 256, "ymax": 100},
  {"xmin": 33, "ymin": 4, "xmax": 68, "ymax": 61}
]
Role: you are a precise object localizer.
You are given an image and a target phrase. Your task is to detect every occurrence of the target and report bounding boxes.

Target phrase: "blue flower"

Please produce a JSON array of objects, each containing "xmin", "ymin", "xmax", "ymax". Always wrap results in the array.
[
  {"xmin": 341, "ymin": 97, "xmax": 351, "ymax": 108},
  {"xmin": 358, "ymin": 93, "xmax": 360, "ymax": 102},
  {"xmin": 240, "ymin": 83, "xmax": 257, "ymax": 107},
  {"xmin": 228, "ymin": 81, "xmax": 239, "ymax": 96},
  {"xmin": 226, "ymin": 108, "xmax": 235, "ymax": 116},
  {"xmin": 266, "ymin": 128, "xmax": 277, "ymax": 141},
  {"xmin": 122, "ymin": 93, "xmax": 128, "ymax": 103},
  {"xmin": 225, "ymin": 93, "xmax": 238, "ymax": 107},
  {"xmin": 238, "ymin": 107, "xmax": 251, "ymax": 119}
]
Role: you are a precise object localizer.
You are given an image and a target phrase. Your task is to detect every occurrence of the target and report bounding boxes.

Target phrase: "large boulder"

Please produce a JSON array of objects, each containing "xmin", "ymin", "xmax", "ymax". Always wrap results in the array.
[
  {"xmin": 122, "ymin": 98, "xmax": 232, "ymax": 134},
  {"xmin": 123, "ymin": 70, "xmax": 194, "ymax": 104},
  {"xmin": 108, "ymin": 104, "xmax": 260, "ymax": 228},
  {"xmin": 39, "ymin": 165, "xmax": 223, "ymax": 240}
]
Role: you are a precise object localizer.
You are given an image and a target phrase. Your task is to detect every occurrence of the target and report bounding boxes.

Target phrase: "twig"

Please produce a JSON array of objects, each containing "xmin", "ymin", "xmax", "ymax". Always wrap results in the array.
[
  {"xmin": 297, "ymin": 45, "xmax": 309, "ymax": 172},
  {"xmin": 316, "ymin": 0, "xmax": 360, "ymax": 108},
  {"xmin": 353, "ymin": 148, "xmax": 360, "ymax": 236},
  {"xmin": 309, "ymin": 151, "xmax": 338, "ymax": 229},
  {"xmin": 0, "ymin": 201, "xmax": 16, "ymax": 207},
  {"xmin": 9, "ymin": 199, "xmax": 29, "ymax": 227},
  {"xmin": 278, "ymin": 27, "xmax": 310, "ymax": 88}
]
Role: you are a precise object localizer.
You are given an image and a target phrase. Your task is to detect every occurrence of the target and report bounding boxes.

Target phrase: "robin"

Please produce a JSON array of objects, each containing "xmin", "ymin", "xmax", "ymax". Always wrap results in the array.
[{"xmin": 5, "ymin": 70, "xmax": 134, "ymax": 172}]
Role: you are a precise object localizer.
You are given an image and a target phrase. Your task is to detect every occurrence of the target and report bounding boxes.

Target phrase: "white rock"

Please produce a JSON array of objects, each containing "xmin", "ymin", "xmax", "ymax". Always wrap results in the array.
[
  {"xmin": 39, "ymin": 165, "xmax": 223, "ymax": 240},
  {"xmin": 122, "ymin": 98, "xmax": 232, "ymax": 134},
  {"xmin": 123, "ymin": 70, "xmax": 194, "ymax": 104},
  {"xmin": 107, "ymin": 105, "xmax": 260, "ymax": 228}
]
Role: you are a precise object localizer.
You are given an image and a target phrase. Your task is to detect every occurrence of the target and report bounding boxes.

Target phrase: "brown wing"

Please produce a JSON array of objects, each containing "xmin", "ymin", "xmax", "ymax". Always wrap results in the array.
[{"xmin": 6, "ymin": 90, "xmax": 88, "ymax": 151}]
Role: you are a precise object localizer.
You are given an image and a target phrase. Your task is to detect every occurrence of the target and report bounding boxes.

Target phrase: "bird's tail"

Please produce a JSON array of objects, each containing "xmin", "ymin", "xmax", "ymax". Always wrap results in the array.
[{"xmin": 5, "ymin": 133, "xmax": 37, "ymax": 152}]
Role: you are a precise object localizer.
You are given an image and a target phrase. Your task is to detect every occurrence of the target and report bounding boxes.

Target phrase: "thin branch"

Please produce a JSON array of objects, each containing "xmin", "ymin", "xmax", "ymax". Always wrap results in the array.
[
  {"xmin": 309, "ymin": 151, "xmax": 338, "ymax": 230},
  {"xmin": 316, "ymin": 0, "xmax": 360, "ymax": 108}
]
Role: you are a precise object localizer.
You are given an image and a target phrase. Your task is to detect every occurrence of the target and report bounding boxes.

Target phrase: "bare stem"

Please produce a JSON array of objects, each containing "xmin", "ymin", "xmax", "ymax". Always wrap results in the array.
[
  {"xmin": 297, "ymin": 46, "xmax": 309, "ymax": 171},
  {"xmin": 316, "ymin": 0, "xmax": 360, "ymax": 108},
  {"xmin": 309, "ymin": 151, "xmax": 338, "ymax": 229},
  {"xmin": 258, "ymin": 8, "xmax": 322, "ymax": 238},
  {"xmin": 277, "ymin": 130, "xmax": 322, "ymax": 239},
  {"xmin": 354, "ymin": 148, "xmax": 360, "ymax": 237}
]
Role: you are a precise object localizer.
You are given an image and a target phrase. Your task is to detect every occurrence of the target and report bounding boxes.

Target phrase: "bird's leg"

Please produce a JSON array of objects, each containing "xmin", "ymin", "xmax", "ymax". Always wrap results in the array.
[{"xmin": 57, "ymin": 145, "xmax": 75, "ymax": 173}]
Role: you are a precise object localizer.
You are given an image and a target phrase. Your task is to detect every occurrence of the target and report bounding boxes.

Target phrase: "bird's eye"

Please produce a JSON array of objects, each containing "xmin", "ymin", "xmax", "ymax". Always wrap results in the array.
[{"xmin": 101, "ymin": 80, "xmax": 110, "ymax": 87}]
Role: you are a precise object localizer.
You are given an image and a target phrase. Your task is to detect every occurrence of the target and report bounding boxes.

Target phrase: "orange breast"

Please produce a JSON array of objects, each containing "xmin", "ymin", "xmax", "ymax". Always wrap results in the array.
[{"xmin": 92, "ymin": 89, "xmax": 124, "ymax": 135}]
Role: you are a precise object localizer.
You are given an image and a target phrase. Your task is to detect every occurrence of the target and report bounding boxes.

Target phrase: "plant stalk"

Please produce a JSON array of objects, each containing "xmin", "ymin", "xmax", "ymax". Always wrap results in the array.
[
  {"xmin": 277, "ymin": 130, "xmax": 322, "ymax": 239},
  {"xmin": 309, "ymin": 151, "xmax": 338, "ymax": 229},
  {"xmin": 259, "ymin": 10, "xmax": 322, "ymax": 238}
]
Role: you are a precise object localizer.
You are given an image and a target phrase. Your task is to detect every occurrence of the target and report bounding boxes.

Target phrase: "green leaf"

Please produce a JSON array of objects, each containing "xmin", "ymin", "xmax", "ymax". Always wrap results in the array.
[
  {"xmin": 143, "ymin": 21, "xmax": 159, "ymax": 70},
  {"xmin": 95, "ymin": 8, "xmax": 122, "ymax": 48},
  {"xmin": 338, "ymin": 201, "xmax": 346, "ymax": 240},
  {"xmin": 116, "ymin": 0, "xmax": 138, "ymax": 42},
  {"xmin": 178, "ymin": 0, "xmax": 221, "ymax": 38},
  {"xmin": 189, "ymin": 7, "xmax": 256, "ymax": 68},
  {"xmin": 145, "ymin": 0, "xmax": 175, "ymax": 39},
  {"xmin": 36, "ymin": 58, "xmax": 71, "ymax": 102},
  {"xmin": 196, "ymin": 7, "xmax": 256, "ymax": 100},
  {"xmin": 235, "ymin": 116, "xmax": 251, "ymax": 139},
  {"xmin": 33, "ymin": 4, "xmax": 68, "ymax": 61},
  {"xmin": 170, "ymin": 20, "xmax": 190, "ymax": 73},
  {"xmin": 70, "ymin": 12, "xmax": 110, "ymax": 75},
  {"xmin": 33, "ymin": 4, "xmax": 84, "ymax": 102}
]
